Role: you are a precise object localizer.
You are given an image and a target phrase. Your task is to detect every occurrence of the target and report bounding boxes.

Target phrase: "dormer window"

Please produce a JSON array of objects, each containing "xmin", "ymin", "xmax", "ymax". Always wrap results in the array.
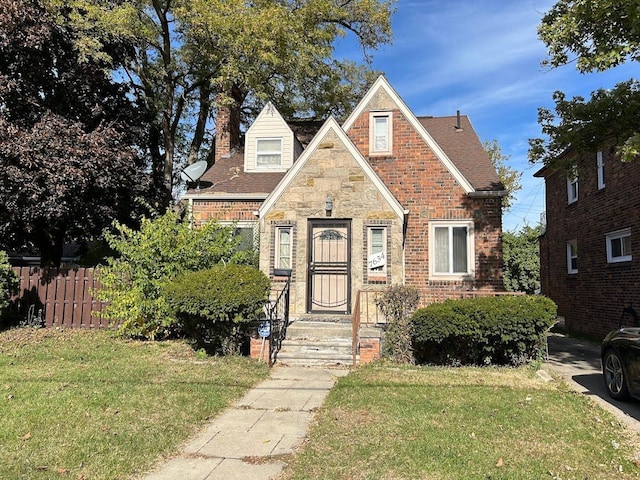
[
  {"xmin": 370, "ymin": 112, "xmax": 392, "ymax": 155},
  {"xmin": 256, "ymin": 138, "xmax": 283, "ymax": 168}
]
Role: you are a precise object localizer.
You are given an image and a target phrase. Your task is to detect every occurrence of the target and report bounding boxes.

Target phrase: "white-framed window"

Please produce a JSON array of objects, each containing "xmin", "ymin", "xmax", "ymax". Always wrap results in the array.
[
  {"xmin": 429, "ymin": 221, "xmax": 474, "ymax": 278},
  {"xmin": 367, "ymin": 226, "xmax": 387, "ymax": 277},
  {"xmin": 567, "ymin": 240, "xmax": 578, "ymax": 274},
  {"xmin": 606, "ymin": 228, "xmax": 632, "ymax": 263},
  {"xmin": 597, "ymin": 151, "xmax": 605, "ymax": 190},
  {"xmin": 369, "ymin": 112, "xmax": 392, "ymax": 155},
  {"xmin": 567, "ymin": 165, "xmax": 578, "ymax": 204},
  {"xmin": 256, "ymin": 138, "xmax": 283, "ymax": 167},
  {"xmin": 275, "ymin": 226, "xmax": 293, "ymax": 269}
]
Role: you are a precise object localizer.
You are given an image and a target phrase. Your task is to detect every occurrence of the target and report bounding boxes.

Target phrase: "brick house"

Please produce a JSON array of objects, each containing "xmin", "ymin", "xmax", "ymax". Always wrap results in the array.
[
  {"xmin": 535, "ymin": 148, "xmax": 640, "ymax": 338},
  {"xmin": 183, "ymin": 76, "xmax": 505, "ymax": 363}
]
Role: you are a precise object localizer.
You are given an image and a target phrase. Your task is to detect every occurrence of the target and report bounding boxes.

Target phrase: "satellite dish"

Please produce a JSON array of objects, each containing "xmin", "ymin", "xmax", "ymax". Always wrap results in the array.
[{"xmin": 180, "ymin": 160, "xmax": 208, "ymax": 189}]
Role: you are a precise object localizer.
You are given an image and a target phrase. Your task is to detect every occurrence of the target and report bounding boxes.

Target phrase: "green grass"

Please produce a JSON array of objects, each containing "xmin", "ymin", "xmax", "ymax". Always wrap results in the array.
[
  {"xmin": 281, "ymin": 363, "xmax": 640, "ymax": 480},
  {"xmin": 0, "ymin": 327, "xmax": 269, "ymax": 479}
]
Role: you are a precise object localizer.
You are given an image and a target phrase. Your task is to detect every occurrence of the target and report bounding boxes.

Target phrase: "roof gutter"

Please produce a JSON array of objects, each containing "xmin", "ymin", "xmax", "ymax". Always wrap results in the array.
[
  {"xmin": 467, "ymin": 190, "xmax": 508, "ymax": 198},
  {"xmin": 181, "ymin": 193, "xmax": 270, "ymax": 201}
]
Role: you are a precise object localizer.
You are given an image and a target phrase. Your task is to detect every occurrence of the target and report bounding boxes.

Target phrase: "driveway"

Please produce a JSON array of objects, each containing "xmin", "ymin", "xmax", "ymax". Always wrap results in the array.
[{"xmin": 545, "ymin": 332, "xmax": 640, "ymax": 432}]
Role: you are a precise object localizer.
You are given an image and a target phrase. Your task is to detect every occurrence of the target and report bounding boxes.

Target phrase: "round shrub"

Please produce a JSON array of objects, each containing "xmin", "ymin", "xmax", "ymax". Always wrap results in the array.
[
  {"xmin": 164, "ymin": 264, "xmax": 270, "ymax": 354},
  {"xmin": 411, "ymin": 295, "xmax": 557, "ymax": 366}
]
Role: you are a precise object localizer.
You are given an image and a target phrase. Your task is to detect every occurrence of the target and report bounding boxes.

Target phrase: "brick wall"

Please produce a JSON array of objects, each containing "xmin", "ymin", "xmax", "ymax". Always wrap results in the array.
[
  {"xmin": 539, "ymin": 148, "xmax": 640, "ymax": 338},
  {"xmin": 345, "ymin": 94, "xmax": 504, "ymax": 306},
  {"xmin": 191, "ymin": 199, "xmax": 262, "ymax": 225}
]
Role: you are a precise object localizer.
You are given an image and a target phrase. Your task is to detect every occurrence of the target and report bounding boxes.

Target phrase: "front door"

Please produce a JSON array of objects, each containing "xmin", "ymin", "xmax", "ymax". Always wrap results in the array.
[{"xmin": 307, "ymin": 220, "xmax": 351, "ymax": 314}]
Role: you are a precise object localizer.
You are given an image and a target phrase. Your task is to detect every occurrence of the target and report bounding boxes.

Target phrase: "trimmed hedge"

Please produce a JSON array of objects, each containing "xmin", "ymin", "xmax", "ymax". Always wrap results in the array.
[
  {"xmin": 411, "ymin": 295, "xmax": 557, "ymax": 366},
  {"xmin": 164, "ymin": 264, "xmax": 270, "ymax": 354}
]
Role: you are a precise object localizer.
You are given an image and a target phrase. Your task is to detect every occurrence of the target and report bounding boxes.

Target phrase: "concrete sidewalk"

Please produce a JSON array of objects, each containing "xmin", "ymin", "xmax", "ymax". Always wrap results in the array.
[{"xmin": 142, "ymin": 366, "xmax": 349, "ymax": 480}]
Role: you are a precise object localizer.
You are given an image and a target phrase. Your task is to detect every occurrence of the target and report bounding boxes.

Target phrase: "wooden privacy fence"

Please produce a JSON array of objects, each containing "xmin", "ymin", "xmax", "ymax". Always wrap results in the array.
[{"xmin": 11, "ymin": 267, "xmax": 110, "ymax": 328}]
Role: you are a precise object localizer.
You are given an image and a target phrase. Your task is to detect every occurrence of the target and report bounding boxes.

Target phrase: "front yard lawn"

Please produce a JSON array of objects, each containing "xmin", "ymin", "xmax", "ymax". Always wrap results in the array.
[
  {"xmin": 0, "ymin": 328, "xmax": 269, "ymax": 479},
  {"xmin": 281, "ymin": 364, "xmax": 640, "ymax": 480}
]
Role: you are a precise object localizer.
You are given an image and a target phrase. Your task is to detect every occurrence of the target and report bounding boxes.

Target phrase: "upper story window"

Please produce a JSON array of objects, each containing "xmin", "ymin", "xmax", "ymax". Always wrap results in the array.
[
  {"xmin": 369, "ymin": 112, "xmax": 392, "ymax": 155},
  {"xmin": 256, "ymin": 138, "xmax": 283, "ymax": 168},
  {"xmin": 429, "ymin": 220, "xmax": 474, "ymax": 278},
  {"xmin": 567, "ymin": 240, "xmax": 578, "ymax": 274},
  {"xmin": 606, "ymin": 228, "xmax": 631, "ymax": 263},
  {"xmin": 567, "ymin": 165, "xmax": 578, "ymax": 204},
  {"xmin": 597, "ymin": 151, "xmax": 605, "ymax": 190}
]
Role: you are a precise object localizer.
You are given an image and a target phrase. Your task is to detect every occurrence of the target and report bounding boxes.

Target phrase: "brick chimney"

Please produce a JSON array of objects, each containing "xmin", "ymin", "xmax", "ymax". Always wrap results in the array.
[{"xmin": 214, "ymin": 91, "xmax": 241, "ymax": 163}]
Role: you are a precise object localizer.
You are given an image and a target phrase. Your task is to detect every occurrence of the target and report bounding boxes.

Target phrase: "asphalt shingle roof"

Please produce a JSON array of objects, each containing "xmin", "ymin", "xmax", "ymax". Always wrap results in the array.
[
  {"xmin": 187, "ymin": 114, "xmax": 503, "ymax": 197},
  {"xmin": 418, "ymin": 115, "xmax": 503, "ymax": 192}
]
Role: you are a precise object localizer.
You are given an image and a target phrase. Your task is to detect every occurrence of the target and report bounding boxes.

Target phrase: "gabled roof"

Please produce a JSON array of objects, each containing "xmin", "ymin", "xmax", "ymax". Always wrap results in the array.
[
  {"xmin": 183, "ymin": 151, "xmax": 285, "ymax": 199},
  {"xmin": 258, "ymin": 117, "xmax": 406, "ymax": 219},
  {"xmin": 342, "ymin": 75, "xmax": 503, "ymax": 194},
  {"xmin": 418, "ymin": 116, "xmax": 503, "ymax": 192}
]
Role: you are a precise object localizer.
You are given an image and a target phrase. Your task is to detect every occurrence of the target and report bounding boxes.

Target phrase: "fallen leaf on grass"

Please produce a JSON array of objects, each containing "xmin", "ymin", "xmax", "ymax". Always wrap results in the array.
[
  {"xmin": 496, "ymin": 458, "xmax": 503, "ymax": 467},
  {"xmin": 22, "ymin": 432, "xmax": 32, "ymax": 441}
]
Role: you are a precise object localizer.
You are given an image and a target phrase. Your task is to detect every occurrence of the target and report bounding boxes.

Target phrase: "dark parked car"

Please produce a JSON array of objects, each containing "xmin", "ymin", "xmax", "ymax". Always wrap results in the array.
[{"xmin": 602, "ymin": 306, "xmax": 640, "ymax": 401}]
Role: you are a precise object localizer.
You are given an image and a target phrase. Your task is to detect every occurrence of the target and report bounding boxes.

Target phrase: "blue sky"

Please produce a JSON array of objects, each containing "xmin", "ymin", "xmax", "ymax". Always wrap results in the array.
[{"xmin": 337, "ymin": 0, "xmax": 637, "ymax": 232}]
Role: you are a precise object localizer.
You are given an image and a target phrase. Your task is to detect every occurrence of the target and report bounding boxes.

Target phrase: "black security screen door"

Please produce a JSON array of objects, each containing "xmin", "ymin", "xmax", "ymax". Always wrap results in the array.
[{"xmin": 307, "ymin": 220, "xmax": 351, "ymax": 314}]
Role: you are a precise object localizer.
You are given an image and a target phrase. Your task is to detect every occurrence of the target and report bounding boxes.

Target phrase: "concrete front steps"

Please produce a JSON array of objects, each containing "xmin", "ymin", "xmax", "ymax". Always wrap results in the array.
[{"xmin": 275, "ymin": 318, "xmax": 355, "ymax": 367}]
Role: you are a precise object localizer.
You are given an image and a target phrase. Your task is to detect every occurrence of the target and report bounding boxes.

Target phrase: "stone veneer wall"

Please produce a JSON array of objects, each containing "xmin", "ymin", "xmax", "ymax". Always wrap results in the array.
[{"xmin": 259, "ymin": 128, "xmax": 404, "ymax": 317}]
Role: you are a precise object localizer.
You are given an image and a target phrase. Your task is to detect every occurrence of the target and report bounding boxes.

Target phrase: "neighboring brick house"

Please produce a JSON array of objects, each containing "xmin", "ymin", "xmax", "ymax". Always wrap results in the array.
[
  {"xmin": 183, "ymin": 76, "xmax": 505, "ymax": 321},
  {"xmin": 535, "ymin": 148, "xmax": 640, "ymax": 338}
]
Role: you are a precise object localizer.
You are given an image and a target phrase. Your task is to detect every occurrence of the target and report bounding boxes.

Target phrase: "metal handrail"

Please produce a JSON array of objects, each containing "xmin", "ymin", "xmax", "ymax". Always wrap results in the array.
[{"xmin": 267, "ymin": 276, "xmax": 291, "ymax": 366}]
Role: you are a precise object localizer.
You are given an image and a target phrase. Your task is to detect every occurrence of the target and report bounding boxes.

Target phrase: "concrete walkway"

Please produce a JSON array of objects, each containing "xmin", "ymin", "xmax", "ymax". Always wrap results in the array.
[
  {"xmin": 142, "ymin": 366, "xmax": 349, "ymax": 480},
  {"xmin": 545, "ymin": 332, "xmax": 640, "ymax": 433}
]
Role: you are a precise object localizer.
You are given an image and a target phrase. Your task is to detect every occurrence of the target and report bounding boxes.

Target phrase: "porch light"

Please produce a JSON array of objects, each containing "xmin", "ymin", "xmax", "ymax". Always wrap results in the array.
[{"xmin": 325, "ymin": 195, "xmax": 333, "ymax": 216}]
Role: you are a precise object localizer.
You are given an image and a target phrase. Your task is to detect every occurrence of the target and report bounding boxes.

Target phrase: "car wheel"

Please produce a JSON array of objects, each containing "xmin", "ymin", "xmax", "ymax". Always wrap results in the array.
[{"xmin": 603, "ymin": 350, "xmax": 630, "ymax": 400}]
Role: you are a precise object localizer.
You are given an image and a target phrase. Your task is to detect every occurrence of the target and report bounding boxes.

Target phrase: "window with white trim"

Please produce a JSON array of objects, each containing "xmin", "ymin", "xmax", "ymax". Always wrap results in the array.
[
  {"xmin": 429, "ymin": 221, "xmax": 474, "ymax": 278},
  {"xmin": 256, "ymin": 138, "xmax": 282, "ymax": 167},
  {"xmin": 567, "ymin": 165, "xmax": 578, "ymax": 204},
  {"xmin": 367, "ymin": 226, "xmax": 387, "ymax": 277},
  {"xmin": 567, "ymin": 240, "xmax": 578, "ymax": 274},
  {"xmin": 369, "ymin": 112, "xmax": 392, "ymax": 155},
  {"xmin": 597, "ymin": 151, "xmax": 605, "ymax": 190},
  {"xmin": 275, "ymin": 226, "xmax": 292, "ymax": 269},
  {"xmin": 606, "ymin": 228, "xmax": 631, "ymax": 263}
]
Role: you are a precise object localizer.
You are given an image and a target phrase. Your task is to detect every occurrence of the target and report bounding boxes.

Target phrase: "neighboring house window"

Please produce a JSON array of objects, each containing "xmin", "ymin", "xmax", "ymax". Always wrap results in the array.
[
  {"xmin": 430, "ymin": 221, "xmax": 474, "ymax": 277},
  {"xmin": 567, "ymin": 166, "xmax": 578, "ymax": 204},
  {"xmin": 567, "ymin": 240, "xmax": 578, "ymax": 274},
  {"xmin": 275, "ymin": 226, "xmax": 292, "ymax": 269},
  {"xmin": 367, "ymin": 226, "xmax": 387, "ymax": 278},
  {"xmin": 597, "ymin": 151, "xmax": 605, "ymax": 190},
  {"xmin": 606, "ymin": 228, "xmax": 632, "ymax": 263},
  {"xmin": 256, "ymin": 138, "xmax": 283, "ymax": 167},
  {"xmin": 369, "ymin": 112, "xmax": 392, "ymax": 155}
]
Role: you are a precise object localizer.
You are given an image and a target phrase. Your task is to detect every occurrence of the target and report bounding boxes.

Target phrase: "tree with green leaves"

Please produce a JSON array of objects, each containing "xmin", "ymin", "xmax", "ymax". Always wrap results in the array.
[
  {"xmin": 483, "ymin": 139, "xmax": 522, "ymax": 211},
  {"xmin": 0, "ymin": 0, "xmax": 156, "ymax": 267},
  {"xmin": 502, "ymin": 225, "xmax": 541, "ymax": 295},
  {"xmin": 47, "ymin": 0, "xmax": 396, "ymax": 205},
  {"xmin": 95, "ymin": 209, "xmax": 253, "ymax": 340},
  {"xmin": 530, "ymin": 1, "xmax": 640, "ymax": 164}
]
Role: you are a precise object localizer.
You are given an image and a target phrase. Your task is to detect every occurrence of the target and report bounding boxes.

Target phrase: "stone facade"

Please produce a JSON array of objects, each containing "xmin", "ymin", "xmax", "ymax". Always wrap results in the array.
[
  {"xmin": 259, "ymin": 127, "xmax": 404, "ymax": 317},
  {"xmin": 538, "ymin": 148, "xmax": 640, "ymax": 338}
]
